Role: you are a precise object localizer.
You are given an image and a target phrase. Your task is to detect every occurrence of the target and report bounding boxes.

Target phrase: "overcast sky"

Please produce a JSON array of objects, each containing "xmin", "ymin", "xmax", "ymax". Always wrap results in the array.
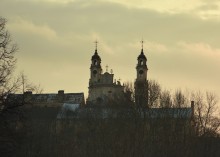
[{"xmin": 1, "ymin": 0, "xmax": 220, "ymax": 101}]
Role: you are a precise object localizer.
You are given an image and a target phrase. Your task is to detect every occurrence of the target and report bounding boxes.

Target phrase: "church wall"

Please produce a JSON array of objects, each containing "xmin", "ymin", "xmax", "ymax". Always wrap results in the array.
[{"xmin": 88, "ymin": 86, "xmax": 124, "ymax": 103}]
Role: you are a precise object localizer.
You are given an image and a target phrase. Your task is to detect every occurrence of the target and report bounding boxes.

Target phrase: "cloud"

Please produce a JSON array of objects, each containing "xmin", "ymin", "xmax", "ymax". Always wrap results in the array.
[
  {"xmin": 14, "ymin": 0, "xmax": 76, "ymax": 3},
  {"xmin": 1, "ymin": 0, "xmax": 220, "ymax": 97},
  {"xmin": 8, "ymin": 17, "xmax": 57, "ymax": 41},
  {"xmin": 142, "ymin": 41, "xmax": 168, "ymax": 53},
  {"xmin": 191, "ymin": 0, "xmax": 220, "ymax": 19},
  {"xmin": 118, "ymin": 0, "xmax": 199, "ymax": 12},
  {"xmin": 178, "ymin": 42, "xmax": 220, "ymax": 57},
  {"xmin": 106, "ymin": 0, "xmax": 220, "ymax": 20}
]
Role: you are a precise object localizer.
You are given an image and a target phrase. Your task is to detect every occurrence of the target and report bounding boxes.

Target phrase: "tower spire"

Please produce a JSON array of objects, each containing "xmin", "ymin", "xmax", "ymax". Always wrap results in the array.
[
  {"xmin": 140, "ymin": 39, "xmax": 144, "ymax": 54},
  {"xmin": 135, "ymin": 38, "xmax": 148, "ymax": 108},
  {"xmin": 94, "ymin": 40, "xmax": 98, "ymax": 53}
]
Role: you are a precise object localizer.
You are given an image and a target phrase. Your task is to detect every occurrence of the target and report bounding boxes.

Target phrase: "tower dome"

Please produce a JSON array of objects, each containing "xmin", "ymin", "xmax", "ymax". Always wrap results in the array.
[
  {"xmin": 92, "ymin": 49, "xmax": 101, "ymax": 61},
  {"xmin": 138, "ymin": 49, "xmax": 147, "ymax": 60}
]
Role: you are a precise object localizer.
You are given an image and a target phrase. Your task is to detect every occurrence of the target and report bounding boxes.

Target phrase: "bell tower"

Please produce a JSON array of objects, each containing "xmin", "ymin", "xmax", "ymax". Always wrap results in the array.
[
  {"xmin": 135, "ymin": 40, "xmax": 148, "ymax": 107},
  {"xmin": 89, "ymin": 41, "xmax": 102, "ymax": 86}
]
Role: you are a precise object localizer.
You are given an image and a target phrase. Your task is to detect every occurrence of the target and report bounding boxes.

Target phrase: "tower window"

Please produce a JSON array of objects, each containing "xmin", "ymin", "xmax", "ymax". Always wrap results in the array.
[
  {"xmin": 140, "ymin": 60, "xmax": 144, "ymax": 65},
  {"xmin": 93, "ymin": 60, "xmax": 97, "ymax": 65}
]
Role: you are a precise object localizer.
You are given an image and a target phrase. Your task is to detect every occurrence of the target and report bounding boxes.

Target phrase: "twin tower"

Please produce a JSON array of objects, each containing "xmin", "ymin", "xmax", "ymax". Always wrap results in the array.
[{"xmin": 87, "ymin": 42, "xmax": 148, "ymax": 107}]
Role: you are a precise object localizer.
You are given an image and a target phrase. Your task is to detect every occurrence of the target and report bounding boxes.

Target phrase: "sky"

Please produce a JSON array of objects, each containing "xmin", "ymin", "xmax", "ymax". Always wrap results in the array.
[{"xmin": 1, "ymin": 0, "xmax": 220, "ymax": 101}]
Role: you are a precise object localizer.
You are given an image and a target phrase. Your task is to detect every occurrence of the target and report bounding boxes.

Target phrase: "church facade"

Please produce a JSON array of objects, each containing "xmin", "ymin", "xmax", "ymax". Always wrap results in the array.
[
  {"xmin": 86, "ymin": 47, "xmax": 125, "ymax": 105},
  {"xmin": 87, "ymin": 42, "xmax": 148, "ymax": 106}
]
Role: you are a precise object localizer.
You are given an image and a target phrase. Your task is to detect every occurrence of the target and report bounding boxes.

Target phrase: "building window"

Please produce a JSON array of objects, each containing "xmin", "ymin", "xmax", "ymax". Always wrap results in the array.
[
  {"xmin": 94, "ymin": 60, "xmax": 97, "ymax": 65},
  {"xmin": 140, "ymin": 60, "xmax": 144, "ymax": 65}
]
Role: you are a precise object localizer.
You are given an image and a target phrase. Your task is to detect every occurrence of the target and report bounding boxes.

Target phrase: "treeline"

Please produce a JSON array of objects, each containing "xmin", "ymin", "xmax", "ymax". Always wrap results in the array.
[
  {"xmin": 5, "ymin": 106, "xmax": 219, "ymax": 157},
  {"xmin": 124, "ymin": 80, "xmax": 220, "ymax": 137}
]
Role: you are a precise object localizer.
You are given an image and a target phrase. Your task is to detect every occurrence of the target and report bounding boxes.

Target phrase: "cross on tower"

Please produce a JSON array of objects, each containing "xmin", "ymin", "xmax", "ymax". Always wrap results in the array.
[
  {"xmin": 94, "ymin": 40, "xmax": 98, "ymax": 50},
  {"xmin": 110, "ymin": 69, "xmax": 113, "ymax": 74},
  {"xmin": 106, "ymin": 65, "xmax": 109, "ymax": 72},
  {"xmin": 140, "ymin": 39, "xmax": 144, "ymax": 50}
]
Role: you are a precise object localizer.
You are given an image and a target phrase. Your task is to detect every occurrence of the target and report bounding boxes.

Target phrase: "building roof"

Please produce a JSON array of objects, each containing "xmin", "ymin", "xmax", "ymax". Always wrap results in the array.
[
  {"xmin": 6, "ymin": 91, "xmax": 85, "ymax": 105},
  {"xmin": 57, "ymin": 106, "xmax": 192, "ymax": 119}
]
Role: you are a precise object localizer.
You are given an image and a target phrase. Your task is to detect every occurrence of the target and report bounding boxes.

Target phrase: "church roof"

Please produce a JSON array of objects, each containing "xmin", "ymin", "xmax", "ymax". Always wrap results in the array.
[
  {"xmin": 143, "ymin": 108, "xmax": 192, "ymax": 119},
  {"xmin": 56, "ymin": 106, "xmax": 192, "ymax": 119}
]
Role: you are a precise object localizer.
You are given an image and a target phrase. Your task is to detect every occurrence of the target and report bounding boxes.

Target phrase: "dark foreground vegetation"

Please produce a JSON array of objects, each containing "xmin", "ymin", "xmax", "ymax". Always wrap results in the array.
[{"xmin": 1, "ymin": 105, "xmax": 220, "ymax": 157}]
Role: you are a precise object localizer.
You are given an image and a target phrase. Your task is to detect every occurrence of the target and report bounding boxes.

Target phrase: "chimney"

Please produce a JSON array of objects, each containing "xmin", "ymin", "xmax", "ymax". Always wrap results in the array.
[
  {"xmin": 24, "ymin": 91, "xmax": 32, "ymax": 95},
  {"xmin": 58, "ymin": 90, "xmax": 64, "ymax": 102},
  {"xmin": 58, "ymin": 90, "xmax": 64, "ymax": 95}
]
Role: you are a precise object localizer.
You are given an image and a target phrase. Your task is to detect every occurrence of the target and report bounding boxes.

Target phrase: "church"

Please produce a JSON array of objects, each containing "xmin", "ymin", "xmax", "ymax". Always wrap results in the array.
[
  {"xmin": 87, "ymin": 41, "xmax": 148, "ymax": 107},
  {"xmin": 6, "ymin": 41, "xmax": 149, "ymax": 107}
]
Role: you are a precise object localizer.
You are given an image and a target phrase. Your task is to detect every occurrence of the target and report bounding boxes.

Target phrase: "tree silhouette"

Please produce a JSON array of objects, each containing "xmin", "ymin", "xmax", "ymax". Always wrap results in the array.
[{"xmin": 0, "ymin": 17, "xmax": 21, "ymax": 110}]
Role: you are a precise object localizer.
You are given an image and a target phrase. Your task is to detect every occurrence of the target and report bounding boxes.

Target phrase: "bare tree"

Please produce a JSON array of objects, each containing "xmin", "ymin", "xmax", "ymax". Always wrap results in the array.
[
  {"xmin": 123, "ymin": 81, "xmax": 135, "ymax": 102},
  {"xmin": 0, "ymin": 19, "xmax": 43, "ymax": 108},
  {"xmin": 192, "ymin": 91, "xmax": 220, "ymax": 137},
  {"xmin": 20, "ymin": 72, "xmax": 43, "ymax": 94},
  {"xmin": 173, "ymin": 89, "xmax": 186, "ymax": 107},
  {"xmin": 148, "ymin": 80, "xmax": 161, "ymax": 107},
  {"xmin": 0, "ymin": 18, "xmax": 44, "ymax": 157},
  {"xmin": 159, "ymin": 89, "xmax": 172, "ymax": 108},
  {"xmin": 0, "ymin": 17, "xmax": 19, "ymax": 110},
  {"xmin": 0, "ymin": 18, "xmax": 23, "ymax": 156}
]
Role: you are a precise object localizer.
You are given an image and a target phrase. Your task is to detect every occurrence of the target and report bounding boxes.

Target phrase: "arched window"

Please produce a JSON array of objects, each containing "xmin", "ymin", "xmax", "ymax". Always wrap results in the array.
[
  {"xmin": 140, "ymin": 60, "xmax": 144, "ymax": 65},
  {"xmin": 93, "ymin": 60, "xmax": 97, "ymax": 65}
]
